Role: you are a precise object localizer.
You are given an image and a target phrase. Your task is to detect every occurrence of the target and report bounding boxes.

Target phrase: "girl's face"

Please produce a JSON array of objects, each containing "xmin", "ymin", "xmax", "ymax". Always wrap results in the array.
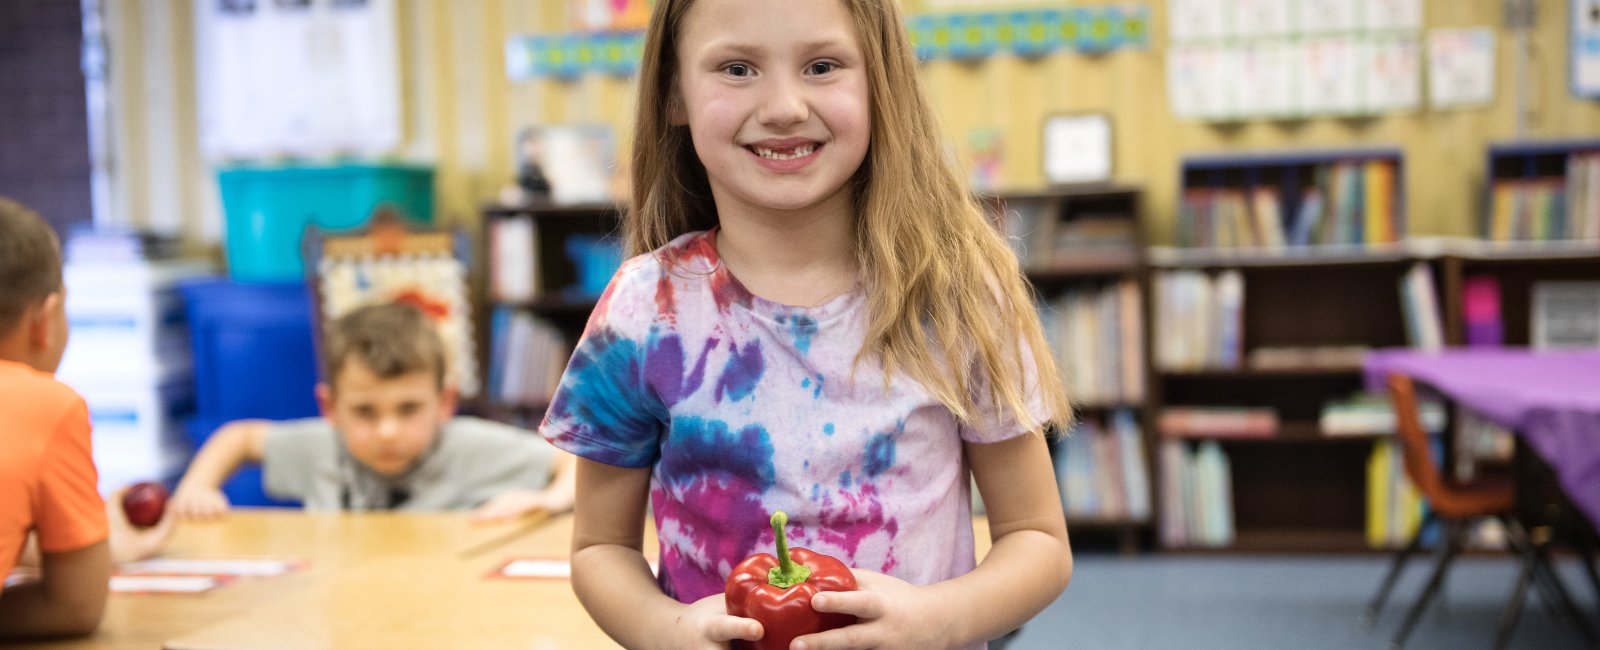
[{"xmin": 674, "ymin": 0, "xmax": 870, "ymax": 220}]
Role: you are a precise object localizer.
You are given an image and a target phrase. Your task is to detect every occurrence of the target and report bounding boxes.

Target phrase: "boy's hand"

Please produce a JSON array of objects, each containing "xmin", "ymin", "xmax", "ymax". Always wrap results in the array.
[
  {"xmin": 657, "ymin": 593, "xmax": 763, "ymax": 650},
  {"xmin": 792, "ymin": 570, "xmax": 957, "ymax": 650},
  {"xmin": 469, "ymin": 488, "xmax": 571, "ymax": 525},
  {"xmin": 169, "ymin": 483, "xmax": 231, "ymax": 521},
  {"xmin": 107, "ymin": 487, "xmax": 175, "ymax": 564}
]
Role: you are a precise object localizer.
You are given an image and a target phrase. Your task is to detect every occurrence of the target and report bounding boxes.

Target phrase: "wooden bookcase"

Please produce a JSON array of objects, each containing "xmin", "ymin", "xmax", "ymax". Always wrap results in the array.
[
  {"xmin": 985, "ymin": 184, "xmax": 1154, "ymax": 553},
  {"xmin": 477, "ymin": 201, "xmax": 621, "ymax": 425},
  {"xmin": 1149, "ymin": 249, "xmax": 1416, "ymax": 552}
]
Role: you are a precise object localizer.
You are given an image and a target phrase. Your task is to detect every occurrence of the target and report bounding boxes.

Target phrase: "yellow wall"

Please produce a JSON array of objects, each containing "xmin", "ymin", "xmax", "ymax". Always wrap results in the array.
[{"xmin": 108, "ymin": 0, "xmax": 1600, "ymax": 246}]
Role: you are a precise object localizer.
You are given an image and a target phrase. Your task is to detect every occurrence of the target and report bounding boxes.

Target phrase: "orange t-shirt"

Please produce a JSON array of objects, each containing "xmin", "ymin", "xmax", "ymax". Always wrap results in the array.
[{"xmin": 0, "ymin": 359, "xmax": 108, "ymax": 592}]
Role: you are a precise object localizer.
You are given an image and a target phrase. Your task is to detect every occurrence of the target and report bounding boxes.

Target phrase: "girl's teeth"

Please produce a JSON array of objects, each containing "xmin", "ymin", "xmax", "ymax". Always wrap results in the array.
[{"xmin": 755, "ymin": 145, "xmax": 815, "ymax": 160}]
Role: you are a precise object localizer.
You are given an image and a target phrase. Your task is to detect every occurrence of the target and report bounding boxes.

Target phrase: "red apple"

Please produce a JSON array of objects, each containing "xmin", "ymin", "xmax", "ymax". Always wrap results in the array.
[{"xmin": 121, "ymin": 482, "xmax": 168, "ymax": 528}]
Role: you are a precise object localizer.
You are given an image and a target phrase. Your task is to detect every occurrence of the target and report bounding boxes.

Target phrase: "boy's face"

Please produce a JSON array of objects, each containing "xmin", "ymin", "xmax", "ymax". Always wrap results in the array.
[{"xmin": 316, "ymin": 358, "xmax": 456, "ymax": 476}]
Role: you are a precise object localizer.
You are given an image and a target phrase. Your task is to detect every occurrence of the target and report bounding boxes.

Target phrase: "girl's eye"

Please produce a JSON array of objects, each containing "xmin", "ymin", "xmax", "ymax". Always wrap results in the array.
[
  {"xmin": 725, "ymin": 63, "xmax": 752, "ymax": 77},
  {"xmin": 808, "ymin": 61, "xmax": 837, "ymax": 75}
]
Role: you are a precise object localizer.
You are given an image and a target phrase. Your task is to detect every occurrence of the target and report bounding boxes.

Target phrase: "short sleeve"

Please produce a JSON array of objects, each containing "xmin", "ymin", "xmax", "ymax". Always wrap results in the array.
[
  {"xmin": 958, "ymin": 335, "xmax": 1056, "ymax": 444},
  {"xmin": 34, "ymin": 397, "xmax": 109, "ymax": 553},
  {"xmin": 262, "ymin": 418, "xmax": 338, "ymax": 500},
  {"xmin": 539, "ymin": 260, "xmax": 667, "ymax": 468}
]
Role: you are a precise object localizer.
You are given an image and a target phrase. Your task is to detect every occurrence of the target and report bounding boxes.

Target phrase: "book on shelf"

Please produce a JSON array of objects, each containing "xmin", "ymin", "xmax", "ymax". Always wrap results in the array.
[
  {"xmin": 1041, "ymin": 279, "xmax": 1144, "ymax": 405},
  {"xmin": 1453, "ymin": 406, "xmax": 1515, "ymax": 482},
  {"xmin": 1155, "ymin": 270, "xmax": 1244, "ymax": 371},
  {"xmin": 489, "ymin": 215, "xmax": 539, "ymax": 303},
  {"xmin": 1572, "ymin": 152, "xmax": 1600, "ymax": 240},
  {"xmin": 1245, "ymin": 345, "xmax": 1370, "ymax": 370},
  {"xmin": 1398, "ymin": 262, "xmax": 1443, "ymax": 351},
  {"xmin": 1052, "ymin": 410, "xmax": 1150, "ymax": 522},
  {"xmin": 1319, "ymin": 391, "xmax": 1445, "ymax": 437},
  {"xmin": 1365, "ymin": 440, "xmax": 1426, "ymax": 548},
  {"xmin": 1158, "ymin": 406, "xmax": 1280, "ymax": 439},
  {"xmin": 488, "ymin": 308, "xmax": 569, "ymax": 407},
  {"xmin": 1158, "ymin": 439, "xmax": 1235, "ymax": 548},
  {"xmin": 1461, "ymin": 275, "xmax": 1503, "ymax": 347}
]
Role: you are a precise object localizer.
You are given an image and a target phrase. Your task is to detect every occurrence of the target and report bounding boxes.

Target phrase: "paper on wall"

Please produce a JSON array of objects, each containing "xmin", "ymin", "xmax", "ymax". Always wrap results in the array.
[{"xmin": 1428, "ymin": 27, "xmax": 1496, "ymax": 109}]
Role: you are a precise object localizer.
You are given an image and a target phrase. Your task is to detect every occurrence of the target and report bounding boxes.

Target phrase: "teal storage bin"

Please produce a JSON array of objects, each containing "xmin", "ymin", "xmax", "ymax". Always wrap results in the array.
[{"xmin": 218, "ymin": 163, "xmax": 435, "ymax": 282}]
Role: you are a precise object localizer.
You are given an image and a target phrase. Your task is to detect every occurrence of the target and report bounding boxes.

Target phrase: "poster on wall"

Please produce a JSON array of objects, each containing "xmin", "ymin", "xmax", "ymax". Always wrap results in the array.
[
  {"xmin": 1575, "ymin": 0, "xmax": 1600, "ymax": 98},
  {"xmin": 1428, "ymin": 27, "xmax": 1496, "ymax": 109},
  {"xmin": 195, "ymin": 0, "xmax": 402, "ymax": 159}
]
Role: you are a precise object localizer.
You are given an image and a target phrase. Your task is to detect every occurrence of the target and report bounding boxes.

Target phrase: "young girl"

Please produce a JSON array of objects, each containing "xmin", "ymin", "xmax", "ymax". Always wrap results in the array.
[{"xmin": 541, "ymin": 1, "xmax": 1074, "ymax": 648}]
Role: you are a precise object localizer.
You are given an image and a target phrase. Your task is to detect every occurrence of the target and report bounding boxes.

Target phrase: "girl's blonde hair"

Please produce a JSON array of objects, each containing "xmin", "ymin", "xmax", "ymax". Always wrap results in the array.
[{"xmin": 628, "ymin": 0, "xmax": 1072, "ymax": 433}]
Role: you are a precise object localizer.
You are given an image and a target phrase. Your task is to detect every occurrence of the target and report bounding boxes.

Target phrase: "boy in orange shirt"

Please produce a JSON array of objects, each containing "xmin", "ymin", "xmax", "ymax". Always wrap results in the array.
[{"xmin": 0, "ymin": 197, "xmax": 168, "ymax": 638}]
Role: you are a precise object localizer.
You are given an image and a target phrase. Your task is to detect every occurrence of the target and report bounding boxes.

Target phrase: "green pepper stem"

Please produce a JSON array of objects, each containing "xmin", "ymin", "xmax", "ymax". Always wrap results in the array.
[{"xmin": 767, "ymin": 511, "xmax": 812, "ymax": 589}]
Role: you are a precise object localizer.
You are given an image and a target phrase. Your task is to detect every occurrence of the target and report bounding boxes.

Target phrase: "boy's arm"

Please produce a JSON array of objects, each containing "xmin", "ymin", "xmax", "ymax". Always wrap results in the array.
[
  {"xmin": 569, "ymin": 458, "xmax": 760, "ymax": 650},
  {"xmin": 468, "ymin": 447, "xmax": 578, "ymax": 524},
  {"xmin": 0, "ymin": 540, "xmax": 111, "ymax": 638},
  {"xmin": 170, "ymin": 420, "xmax": 272, "ymax": 520},
  {"xmin": 804, "ymin": 431, "xmax": 1072, "ymax": 648}
]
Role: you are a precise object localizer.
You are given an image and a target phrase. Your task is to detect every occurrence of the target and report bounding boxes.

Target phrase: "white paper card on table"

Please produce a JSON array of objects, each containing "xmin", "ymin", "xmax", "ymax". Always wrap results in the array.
[
  {"xmin": 1427, "ymin": 27, "xmax": 1496, "ymax": 109},
  {"xmin": 111, "ymin": 575, "xmax": 226, "ymax": 594},
  {"xmin": 493, "ymin": 558, "xmax": 659, "ymax": 580},
  {"xmin": 119, "ymin": 558, "xmax": 300, "ymax": 577}
]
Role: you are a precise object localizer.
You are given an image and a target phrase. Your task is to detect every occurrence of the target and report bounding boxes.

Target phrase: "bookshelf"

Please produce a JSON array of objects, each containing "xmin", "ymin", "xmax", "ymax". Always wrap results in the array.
[
  {"xmin": 1483, "ymin": 139, "xmax": 1600, "ymax": 242},
  {"xmin": 1177, "ymin": 148, "xmax": 1405, "ymax": 250},
  {"xmin": 480, "ymin": 201, "xmax": 622, "ymax": 426},
  {"xmin": 1149, "ymin": 248, "xmax": 1420, "ymax": 552},
  {"xmin": 986, "ymin": 185, "xmax": 1155, "ymax": 552}
]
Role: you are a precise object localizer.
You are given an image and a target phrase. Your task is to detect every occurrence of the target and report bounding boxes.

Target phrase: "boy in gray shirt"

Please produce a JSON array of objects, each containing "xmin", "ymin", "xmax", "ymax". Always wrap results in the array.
[{"xmin": 171, "ymin": 303, "xmax": 572, "ymax": 522}]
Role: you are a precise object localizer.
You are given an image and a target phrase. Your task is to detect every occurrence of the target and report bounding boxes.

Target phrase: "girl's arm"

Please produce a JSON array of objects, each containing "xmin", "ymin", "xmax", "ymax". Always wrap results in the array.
[
  {"xmin": 803, "ymin": 431, "xmax": 1071, "ymax": 649},
  {"xmin": 569, "ymin": 457, "xmax": 763, "ymax": 650}
]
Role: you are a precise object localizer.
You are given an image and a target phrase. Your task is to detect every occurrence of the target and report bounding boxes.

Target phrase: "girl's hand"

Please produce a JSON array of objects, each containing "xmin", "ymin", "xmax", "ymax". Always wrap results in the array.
[
  {"xmin": 794, "ymin": 569, "xmax": 957, "ymax": 650},
  {"xmin": 658, "ymin": 593, "xmax": 764, "ymax": 650}
]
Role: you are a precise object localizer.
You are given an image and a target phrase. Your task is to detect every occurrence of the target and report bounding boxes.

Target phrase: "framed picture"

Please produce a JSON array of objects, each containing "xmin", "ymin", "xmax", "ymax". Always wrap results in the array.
[{"xmin": 1043, "ymin": 113, "xmax": 1113, "ymax": 185}]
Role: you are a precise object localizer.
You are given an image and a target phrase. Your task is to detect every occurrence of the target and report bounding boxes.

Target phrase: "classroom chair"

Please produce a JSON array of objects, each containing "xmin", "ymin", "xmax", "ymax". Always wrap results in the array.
[{"xmin": 1364, "ymin": 373, "xmax": 1596, "ymax": 650}]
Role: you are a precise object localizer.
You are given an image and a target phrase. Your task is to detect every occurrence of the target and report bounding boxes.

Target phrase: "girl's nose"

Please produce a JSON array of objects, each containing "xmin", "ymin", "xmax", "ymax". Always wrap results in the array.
[{"xmin": 757, "ymin": 74, "xmax": 809, "ymax": 128}]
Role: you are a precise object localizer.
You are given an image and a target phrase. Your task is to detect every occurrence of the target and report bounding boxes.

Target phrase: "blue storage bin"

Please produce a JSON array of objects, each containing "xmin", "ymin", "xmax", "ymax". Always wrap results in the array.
[
  {"xmin": 218, "ymin": 163, "xmax": 435, "ymax": 282},
  {"xmin": 179, "ymin": 279, "xmax": 319, "ymax": 506},
  {"xmin": 179, "ymin": 279, "xmax": 320, "ymax": 421},
  {"xmin": 563, "ymin": 234, "xmax": 624, "ymax": 299}
]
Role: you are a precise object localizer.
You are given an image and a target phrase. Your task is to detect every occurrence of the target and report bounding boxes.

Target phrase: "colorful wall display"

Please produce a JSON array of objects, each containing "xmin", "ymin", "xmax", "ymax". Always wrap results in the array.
[{"xmin": 508, "ymin": 6, "xmax": 1150, "ymax": 81}]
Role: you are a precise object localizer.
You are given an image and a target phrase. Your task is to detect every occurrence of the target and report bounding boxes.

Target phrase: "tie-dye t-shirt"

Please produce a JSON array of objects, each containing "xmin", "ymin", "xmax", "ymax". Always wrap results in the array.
[{"xmin": 540, "ymin": 229, "xmax": 1044, "ymax": 606}]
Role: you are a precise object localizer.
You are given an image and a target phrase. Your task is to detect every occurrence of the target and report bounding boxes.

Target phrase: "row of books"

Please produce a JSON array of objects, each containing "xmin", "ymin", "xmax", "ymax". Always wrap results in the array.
[
  {"xmin": 1154, "ymin": 270, "xmax": 1242, "ymax": 371},
  {"xmin": 1319, "ymin": 392, "xmax": 1445, "ymax": 437},
  {"xmin": 1365, "ymin": 439, "xmax": 1425, "ymax": 548},
  {"xmin": 1039, "ymin": 280, "xmax": 1145, "ymax": 406},
  {"xmin": 1158, "ymin": 406, "xmax": 1279, "ymax": 439},
  {"xmin": 1177, "ymin": 160, "xmax": 1402, "ymax": 249},
  {"xmin": 1158, "ymin": 440, "xmax": 1235, "ymax": 548},
  {"xmin": 486, "ymin": 308, "xmax": 570, "ymax": 407},
  {"xmin": 1487, "ymin": 154, "xmax": 1600, "ymax": 241},
  {"xmin": 1051, "ymin": 410, "xmax": 1152, "ymax": 522},
  {"xmin": 1001, "ymin": 205, "xmax": 1140, "ymax": 271}
]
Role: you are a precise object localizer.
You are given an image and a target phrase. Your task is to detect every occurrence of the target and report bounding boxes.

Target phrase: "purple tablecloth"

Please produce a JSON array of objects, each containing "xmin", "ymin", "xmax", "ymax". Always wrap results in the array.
[{"xmin": 1364, "ymin": 348, "xmax": 1600, "ymax": 531}]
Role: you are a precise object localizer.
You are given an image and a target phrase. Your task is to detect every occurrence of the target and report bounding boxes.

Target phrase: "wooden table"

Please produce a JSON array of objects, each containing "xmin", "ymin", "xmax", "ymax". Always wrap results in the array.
[{"xmin": 16, "ymin": 511, "xmax": 992, "ymax": 649}]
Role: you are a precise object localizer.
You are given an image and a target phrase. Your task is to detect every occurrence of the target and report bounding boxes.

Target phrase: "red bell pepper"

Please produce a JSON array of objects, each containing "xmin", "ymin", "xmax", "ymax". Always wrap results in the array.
[{"xmin": 726, "ymin": 511, "xmax": 858, "ymax": 650}]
